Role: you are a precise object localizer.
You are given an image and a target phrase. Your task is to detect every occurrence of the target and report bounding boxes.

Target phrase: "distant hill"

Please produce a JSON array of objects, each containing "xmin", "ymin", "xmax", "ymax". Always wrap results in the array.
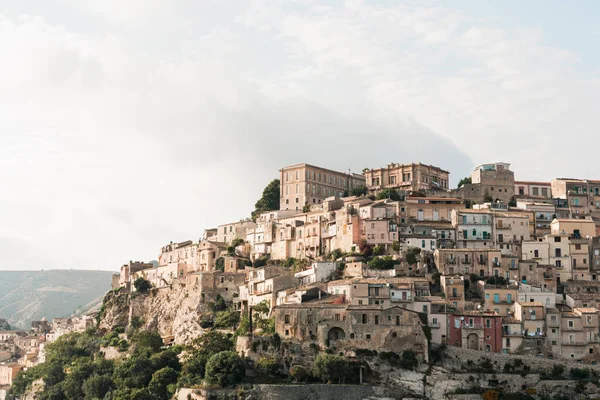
[{"xmin": 0, "ymin": 270, "xmax": 114, "ymax": 329}]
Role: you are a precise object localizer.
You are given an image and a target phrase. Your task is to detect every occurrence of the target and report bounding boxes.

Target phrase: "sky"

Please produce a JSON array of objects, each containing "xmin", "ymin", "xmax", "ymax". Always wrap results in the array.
[{"xmin": 1, "ymin": 1, "xmax": 599, "ymax": 271}]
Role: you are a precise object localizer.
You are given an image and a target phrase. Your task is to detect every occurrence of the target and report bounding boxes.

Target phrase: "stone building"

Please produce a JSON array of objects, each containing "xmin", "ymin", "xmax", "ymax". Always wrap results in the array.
[
  {"xmin": 448, "ymin": 311, "xmax": 503, "ymax": 352},
  {"xmin": 514, "ymin": 181, "xmax": 552, "ymax": 199},
  {"xmin": 364, "ymin": 162, "xmax": 450, "ymax": 194},
  {"xmin": 441, "ymin": 275, "xmax": 465, "ymax": 311},
  {"xmin": 186, "ymin": 271, "xmax": 246, "ymax": 303},
  {"xmin": 0, "ymin": 363, "xmax": 23, "ymax": 386},
  {"xmin": 327, "ymin": 277, "xmax": 430, "ymax": 307},
  {"xmin": 483, "ymin": 284, "xmax": 518, "ymax": 317},
  {"xmin": 119, "ymin": 261, "xmax": 155, "ymax": 288},
  {"xmin": 434, "ymin": 248, "xmax": 502, "ymax": 276},
  {"xmin": 273, "ymin": 296, "xmax": 428, "ymax": 360},
  {"xmin": 455, "ymin": 162, "xmax": 515, "ymax": 204},
  {"xmin": 237, "ymin": 266, "xmax": 297, "ymax": 309},
  {"xmin": 279, "ymin": 163, "xmax": 365, "ymax": 211}
]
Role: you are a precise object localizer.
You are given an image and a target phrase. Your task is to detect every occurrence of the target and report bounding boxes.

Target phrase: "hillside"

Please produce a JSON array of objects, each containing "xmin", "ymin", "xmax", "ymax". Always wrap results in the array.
[{"xmin": 0, "ymin": 270, "xmax": 114, "ymax": 329}]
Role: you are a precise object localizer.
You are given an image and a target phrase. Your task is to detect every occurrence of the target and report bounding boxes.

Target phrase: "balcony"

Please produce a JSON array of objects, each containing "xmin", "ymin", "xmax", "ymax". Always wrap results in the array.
[
  {"xmin": 461, "ymin": 260, "xmax": 472, "ymax": 265},
  {"xmin": 503, "ymin": 331, "xmax": 523, "ymax": 337},
  {"xmin": 430, "ymin": 323, "xmax": 440, "ymax": 329},
  {"xmin": 543, "ymin": 274, "xmax": 554, "ymax": 280},
  {"xmin": 492, "ymin": 262, "xmax": 501, "ymax": 267},
  {"xmin": 563, "ymin": 327, "xmax": 583, "ymax": 332},
  {"xmin": 496, "ymin": 223, "xmax": 512, "ymax": 229},
  {"xmin": 462, "ymin": 323, "xmax": 484, "ymax": 330},
  {"xmin": 446, "ymin": 259, "xmax": 456, "ymax": 265},
  {"xmin": 561, "ymin": 341, "xmax": 587, "ymax": 346},
  {"xmin": 547, "ymin": 321, "xmax": 560, "ymax": 328}
]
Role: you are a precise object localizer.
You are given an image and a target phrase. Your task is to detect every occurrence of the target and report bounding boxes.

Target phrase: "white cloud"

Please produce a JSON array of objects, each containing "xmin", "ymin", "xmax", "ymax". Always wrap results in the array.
[{"xmin": 0, "ymin": 0, "xmax": 598, "ymax": 270}]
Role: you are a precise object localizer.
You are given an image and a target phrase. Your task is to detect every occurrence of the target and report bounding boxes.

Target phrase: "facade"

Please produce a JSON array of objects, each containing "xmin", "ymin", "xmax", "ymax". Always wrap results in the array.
[
  {"xmin": 119, "ymin": 261, "xmax": 155, "ymax": 288},
  {"xmin": 550, "ymin": 218, "xmax": 596, "ymax": 239},
  {"xmin": 294, "ymin": 262, "xmax": 337, "ymax": 286},
  {"xmin": 514, "ymin": 181, "xmax": 552, "ymax": 198},
  {"xmin": 279, "ymin": 163, "xmax": 365, "ymax": 210},
  {"xmin": 448, "ymin": 311, "xmax": 503, "ymax": 352},
  {"xmin": 0, "ymin": 363, "xmax": 23, "ymax": 386},
  {"xmin": 364, "ymin": 163, "xmax": 449, "ymax": 193},
  {"xmin": 434, "ymin": 248, "xmax": 502, "ymax": 276},
  {"xmin": 213, "ymin": 221, "xmax": 257, "ymax": 245},
  {"xmin": 455, "ymin": 162, "xmax": 515, "ymax": 204},
  {"xmin": 484, "ymin": 284, "xmax": 518, "ymax": 317},
  {"xmin": 452, "ymin": 210, "xmax": 494, "ymax": 249},
  {"xmin": 273, "ymin": 298, "xmax": 428, "ymax": 359}
]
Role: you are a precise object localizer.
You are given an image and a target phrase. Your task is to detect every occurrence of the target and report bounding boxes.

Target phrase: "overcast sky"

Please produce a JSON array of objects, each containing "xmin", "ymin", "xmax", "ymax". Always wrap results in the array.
[{"xmin": 1, "ymin": 1, "xmax": 599, "ymax": 271}]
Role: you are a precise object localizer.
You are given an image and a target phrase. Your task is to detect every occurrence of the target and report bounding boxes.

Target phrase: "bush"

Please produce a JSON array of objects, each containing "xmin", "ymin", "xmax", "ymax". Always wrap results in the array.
[
  {"xmin": 256, "ymin": 357, "xmax": 279, "ymax": 379},
  {"xmin": 403, "ymin": 247, "xmax": 421, "ymax": 265},
  {"xmin": 375, "ymin": 189, "xmax": 402, "ymax": 201},
  {"xmin": 551, "ymin": 364, "xmax": 565, "ymax": 378},
  {"xmin": 313, "ymin": 354, "xmax": 349, "ymax": 384},
  {"xmin": 289, "ymin": 365, "xmax": 310, "ymax": 382},
  {"xmin": 133, "ymin": 277, "xmax": 151, "ymax": 293},
  {"xmin": 570, "ymin": 367, "xmax": 591, "ymax": 380},
  {"xmin": 368, "ymin": 256, "xmax": 396, "ymax": 270},
  {"xmin": 330, "ymin": 249, "xmax": 344, "ymax": 261},
  {"xmin": 358, "ymin": 239, "xmax": 373, "ymax": 257},
  {"xmin": 215, "ymin": 257, "xmax": 225, "ymax": 272},
  {"xmin": 214, "ymin": 310, "xmax": 241, "ymax": 329},
  {"xmin": 399, "ymin": 350, "xmax": 419, "ymax": 370},
  {"xmin": 391, "ymin": 241, "xmax": 401, "ymax": 252},
  {"xmin": 82, "ymin": 374, "xmax": 114, "ymax": 400},
  {"xmin": 131, "ymin": 330, "xmax": 163, "ymax": 355},
  {"xmin": 350, "ymin": 186, "xmax": 368, "ymax": 197},
  {"xmin": 148, "ymin": 367, "xmax": 178, "ymax": 400},
  {"xmin": 372, "ymin": 245, "xmax": 385, "ymax": 256},
  {"xmin": 205, "ymin": 351, "xmax": 245, "ymax": 387}
]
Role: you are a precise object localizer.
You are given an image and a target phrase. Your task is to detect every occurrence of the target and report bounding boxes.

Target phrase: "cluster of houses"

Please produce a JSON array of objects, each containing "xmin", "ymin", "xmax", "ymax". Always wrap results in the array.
[
  {"xmin": 110, "ymin": 161, "xmax": 600, "ymax": 364},
  {"xmin": 0, "ymin": 316, "xmax": 94, "ymax": 389}
]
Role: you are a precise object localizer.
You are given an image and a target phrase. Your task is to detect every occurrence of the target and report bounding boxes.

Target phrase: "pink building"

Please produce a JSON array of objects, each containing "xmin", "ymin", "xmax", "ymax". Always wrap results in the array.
[{"xmin": 448, "ymin": 311, "xmax": 503, "ymax": 352}]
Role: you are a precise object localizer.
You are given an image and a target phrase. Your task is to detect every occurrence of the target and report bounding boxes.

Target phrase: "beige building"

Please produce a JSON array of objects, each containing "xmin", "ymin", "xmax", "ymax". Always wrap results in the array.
[
  {"xmin": 364, "ymin": 162, "xmax": 449, "ymax": 193},
  {"xmin": 555, "ymin": 308, "xmax": 600, "ymax": 362},
  {"xmin": 484, "ymin": 284, "xmax": 518, "ymax": 317},
  {"xmin": 213, "ymin": 220, "xmax": 257, "ymax": 245},
  {"xmin": 273, "ymin": 298, "xmax": 428, "ymax": 359},
  {"xmin": 0, "ymin": 363, "xmax": 23, "ymax": 386},
  {"xmin": 550, "ymin": 218, "xmax": 596, "ymax": 239},
  {"xmin": 434, "ymin": 248, "xmax": 502, "ymax": 276},
  {"xmin": 238, "ymin": 266, "xmax": 296, "ymax": 310},
  {"xmin": 441, "ymin": 275, "xmax": 465, "ymax": 311},
  {"xmin": 515, "ymin": 181, "xmax": 552, "ymax": 198},
  {"xmin": 405, "ymin": 196, "xmax": 462, "ymax": 223},
  {"xmin": 455, "ymin": 162, "xmax": 515, "ymax": 204},
  {"xmin": 279, "ymin": 163, "xmax": 365, "ymax": 210},
  {"xmin": 119, "ymin": 261, "xmax": 155, "ymax": 288}
]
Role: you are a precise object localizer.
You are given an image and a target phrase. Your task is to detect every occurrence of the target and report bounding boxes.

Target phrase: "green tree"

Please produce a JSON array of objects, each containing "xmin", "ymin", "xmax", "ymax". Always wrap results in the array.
[
  {"xmin": 133, "ymin": 277, "xmax": 151, "ymax": 293},
  {"xmin": 205, "ymin": 351, "xmax": 245, "ymax": 387},
  {"xmin": 483, "ymin": 191, "xmax": 494, "ymax": 203},
  {"xmin": 148, "ymin": 367, "xmax": 178, "ymax": 400},
  {"xmin": 399, "ymin": 350, "xmax": 419, "ymax": 370},
  {"xmin": 372, "ymin": 245, "xmax": 385, "ymax": 256},
  {"xmin": 368, "ymin": 256, "xmax": 397, "ymax": 270},
  {"xmin": 403, "ymin": 247, "xmax": 421, "ymax": 265},
  {"xmin": 508, "ymin": 196, "xmax": 517, "ymax": 207},
  {"xmin": 113, "ymin": 357, "xmax": 155, "ymax": 389},
  {"xmin": 350, "ymin": 186, "xmax": 368, "ymax": 197},
  {"xmin": 131, "ymin": 330, "xmax": 163, "ymax": 355},
  {"xmin": 215, "ymin": 257, "xmax": 225, "ymax": 272},
  {"xmin": 313, "ymin": 354, "xmax": 349, "ymax": 384},
  {"xmin": 209, "ymin": 294, "xmax": 227, "ymax": 312},
  {"xmin": 252, "ymin": 179, "xmax": 280, "ymax": 220},
  {"xmin": 214, "ymin": 310, "xmax": 241, "ymax": 329},
  {"xmin": 391, "ymin": 241, "xmax": 401, "ymax": 252},
  {"xmin": 289, "ymin": 365, "xmax": 310, "ymax": 382},
  {"xmin": 256, "ymin": 357, "xmax": 279, "ymax": 379},
  {"xmin": 151, "ymin": 350, "xmax": 181, "ymax": 372},
  {"xmin": 82, "ymin": 374, "xmax": 114, "ymax": 399},
  {"xmin": 457, "ymin": 176, "xmax": 472, "ymax": 188},
  {"xmin": 302, "ymin": 204, "xmax": 311, "ymax": 212},
  {"xmin": 375, "ymin": 189, "xmax": 402, "ymax": 201}
]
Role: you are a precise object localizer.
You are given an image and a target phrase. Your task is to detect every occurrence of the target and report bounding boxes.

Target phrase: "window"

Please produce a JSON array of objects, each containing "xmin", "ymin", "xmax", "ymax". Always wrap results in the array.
[
  {"xmin": 335, "ymin": 314, "xmax": 340, "ymax": 321},
  {"xmin": 568, "ymin": 320, "xmax": 574, "ymax": 328},
  {"xmin": 362, "ymin": 314, "xmax": 368, "ymax": 324},
  {"xmin": 454, "ymin": 319, "xmax": 461, "ymax": 328},
  {"xmin": 284, "ymin": 315, "xmax": 290, "ymax": 324},
  {"xmin": 396, "ymin": 316, "xmax": 400, "ymax": 325},
  {"xmin": 486, "ymin": 319, "xmax": 491, "ymax": 328},
  {"xmin": 554, "ymin": 236, "xmax": 561, "ymax": 242},
  {"xmin": 433, "ymin": 317, "xmax": 438, "ymax": 326},
  {"xmin": 366, "ymin": 334, "xmax": 371, "ymax": 340},
  {"xmin": 374, "ymin": 316, "xmax": 379, "ymax": 325},
  {"xmin": 308, "ymin": 315, "xmax": 313, "ymax": 324}
]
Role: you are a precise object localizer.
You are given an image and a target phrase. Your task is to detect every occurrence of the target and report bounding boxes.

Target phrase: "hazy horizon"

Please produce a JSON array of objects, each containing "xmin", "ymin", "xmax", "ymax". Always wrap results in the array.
[{"xmin": 2, "ymin": 0, "xmax": 599, "ymax": 270}]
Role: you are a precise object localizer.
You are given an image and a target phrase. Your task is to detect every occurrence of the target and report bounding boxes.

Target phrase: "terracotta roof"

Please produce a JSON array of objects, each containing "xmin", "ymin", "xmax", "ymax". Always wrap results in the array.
[
  {"xmin": 517, "ymin": 301, "xmax": 544, "ymax": 307},
  {"xmin": 553, "ymin": 219, "xmax": 595, "ymax": 223},
  {"xmin": 455, "ymin": 310, "xmax": 500, "ymax": 317},
  {"xmin": 503, "ymin": 317, "xmax": 521, "ymax": 324},
  {"xmin": 566, "ymin": 293, "xmax": 600, "ymax": 300},
  {"xmin": 575, "ymin": 307, "xmax": 599, "ymax": 314},
  {"xmin": 561, "ymin": 312, "xmax": 580, "ymax": 318}
]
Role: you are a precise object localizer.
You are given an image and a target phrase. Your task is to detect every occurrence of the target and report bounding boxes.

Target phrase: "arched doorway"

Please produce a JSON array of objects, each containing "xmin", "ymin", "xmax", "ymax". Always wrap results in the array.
[
  {"xmin": 466, "ymin": 333, "xmax": 479, "ymax": 350},
  {"xmin": 327, "ymin": 327, "xmax": 346, "ymax": 343}
]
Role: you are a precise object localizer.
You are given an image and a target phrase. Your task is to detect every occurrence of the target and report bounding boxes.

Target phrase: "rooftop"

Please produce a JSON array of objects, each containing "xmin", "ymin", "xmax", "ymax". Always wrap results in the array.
[
  {"xmin": 328, "ymin": 277, "xmax": 428, "ymax": 286},
  {"xmin": 515, "ymin": 181, "xmax": 552, "ymax": 186},
  {"xmin": 517, "ymin": 301, "xmax": 544, "ymax": 307},
  {"xmin": 575, "ymin": 307, "xmax": 600, "ymax": 314}
]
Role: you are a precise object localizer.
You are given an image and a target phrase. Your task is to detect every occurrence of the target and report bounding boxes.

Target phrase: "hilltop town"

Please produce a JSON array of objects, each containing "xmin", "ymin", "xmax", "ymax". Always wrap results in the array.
[{"xmin": 5, "ymin": 161, "xmax": 600, "ymax": 399}]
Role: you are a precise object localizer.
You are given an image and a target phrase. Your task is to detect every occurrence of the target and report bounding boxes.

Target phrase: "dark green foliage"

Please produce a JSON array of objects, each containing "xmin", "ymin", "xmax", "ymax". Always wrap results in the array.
[
  {"xmin": 313, "ymin": 354, "xmax": 349, "ymax": 383},
  {"xmin": 256, "ymin": 357, "xmax": 280, "ymax": 379},
  {"xmin": 329, "ymin": 249, "xmax": 344, "ymax": 261},
  {"xmin": 214, "ymin": 310, "xmax": 241, "ymax": 329},
  {"xmin": 289, "ymin": 365, "xmax": 310, "ymax": 382},
  {"xmin": 570, "ymin": 367, "xmax": 591, "ymax": 380},
  {"xmin": 350, "ymin": 186, "xmax": 368, "ymax": 197},
  {"xmin": 551, "ymin": 364, "xmax": 565, "ymax": 378},
  {"xmin": 134, "ymin": 277, "xmax": 151, "ymax": 293},
  {"xmin": 400, "ymin": 350, "xmax": 419, "ymax": 370},
  {"xmin": 485, "ymin": 276, "xmax": 507, "ymax": 285},
  {"xmin": 302, "ymin": 204, "xmax": 311, "ymax": 212},
  {"xmin": 231, "ymin": 238, "xmax": 244, "ymax": 247},
  {"xmin": 483, "ymin": 191, "xmax": 494, "ymax": 203},
  {"xmin": 457, "ymin": 177, "xmax": 471, "ymax": 188},
  {"xmin": 82, "ymin": 374, "xmax": 114, "ymax": 399},
  {"xmin": 391, "ymin": 241, "xmax": 401, "ymax": 252},
  {"xmin": 113, "ymin": 357, "xmax": 155, "ymax": 389},
  {"xmin": 368, "ymin": 256, "xmax": 397, "ymax": 270},
  {"xmin": 131, "ymin": 330, "xmax": 163, "ymax": 355},
  {"xmin": 372, "ymin": 245, "xmax": 385, "ymax": 256},
  {"xmin": 375, "ymin": 189, "xmax": 402, "ymax": 201},
  {"xmin": 209, "ymin": 295, "xmax": 227, "ymax": 312},
  {"xmin": 508, "ymin": 196, "xmax": 517, "ymax": 207},
  {"xmin": 252, "ymin": 179, "xmax": 280, "ymax": 220},
  {"xmin": 403, "ymin": 247, "xmax": 421, "ymax": 265},
  {"xmin": 479, "ymin": 358, "xmax": 494, "ymax": 373},
  {"xmin": 151, "ymin": 350, "xmax": 182, "ymax": 372},
  {"xmin": 148, "ymin": 367, "xmax": 179, "ymax": 399},
  {"xmin": 253, "ymin": 255, "xmax": 270, "ymax": 268},
  {"xmin": 205, "ymin": 351, "xmax": 245, "ymax": 387},
  {"xmin": 215, "ymin": 257, "xmax": 225, "ymax": 272}
]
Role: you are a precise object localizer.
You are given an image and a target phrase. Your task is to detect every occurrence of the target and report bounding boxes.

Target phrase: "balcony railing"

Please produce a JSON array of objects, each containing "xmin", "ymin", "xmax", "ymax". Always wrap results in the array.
[
  {"xmin": 561, "ymin": 341, "xmax": 587, "ymax": 346},
  {"xmin": 462, "ymin": 323, "xmax": 484, "ymax": 330},
  {"xmin": 563, "ymin": 327, "xmax": 583, "ymax": 332},
  {"xmin": 496, "ymin": 223, "xmax": 511, "ymax": 229},
  {"xmin": 547, "ymin": 322, "xmax": 560, "ymax": 328}
]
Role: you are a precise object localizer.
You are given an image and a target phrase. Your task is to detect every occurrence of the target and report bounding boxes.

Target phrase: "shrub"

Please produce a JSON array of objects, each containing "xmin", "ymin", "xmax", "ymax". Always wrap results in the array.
[
  {"xmin": 133, "ymin": 277, "xmax": 151, "ymax": 293},
  {"xmin": 551, "ymin": 364, "xmax": 565, "ymax": 378},
  {"xmin": 391, "ymin": 241, "xmax": 401, "ymax": 252},
  {"xmin": 205, "ymin": 351, "xmax": 245, "ymax": 387},
  {"xmin": 570, "ymin": 367, "xmax": 591, "ymax": 380},
  {"xmin": 289, "ymin": 365, "xmax": 310, "ymax": 382},
  {"xmin": 399, "ymin": 350, "xmax": 419, "ymax": 370},
  {"xmin": 368, "ymin": 256, "xmax": 396, "ymax": 270},
  {"xmin": 148, "ymin": 367, "xmax": 178, "ymax": 400},
  {"xmin": 403, "ymin": 247, "xmax": 421, "ymax": 265},
  {"xmin": 372, "ymin": 245, "xmax": 385, "ymax": 256},
  {"xmin": 313, "ymin": 354, "xmax": 349, "ymax": 384},
  {"xmin": 214, "ymin": 310, "xmax": 241, "ymax": 329},
  {"xmin": 256, "ymin": 357, "xmax": 279, "ymax": 379},
  {"xmin": 215, "ymin": 257, "xmax": 225, "ymax": 271}
]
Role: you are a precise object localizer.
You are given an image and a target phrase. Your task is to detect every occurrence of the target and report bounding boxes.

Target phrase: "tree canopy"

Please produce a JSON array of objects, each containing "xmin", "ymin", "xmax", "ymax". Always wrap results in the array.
[
  {"xmin": 252, "ymin": 179, "xmax": 280, "ymax": 219},
  {"xmin": 457, "ymin": 176, "xmax": 472, "ymax": 188}
]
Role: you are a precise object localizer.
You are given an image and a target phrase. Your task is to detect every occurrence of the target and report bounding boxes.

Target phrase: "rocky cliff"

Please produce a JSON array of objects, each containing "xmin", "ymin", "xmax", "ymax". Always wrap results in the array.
[{"xmin": 98, "ymin": 285, "xmax": 211, "ymax": 344}]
